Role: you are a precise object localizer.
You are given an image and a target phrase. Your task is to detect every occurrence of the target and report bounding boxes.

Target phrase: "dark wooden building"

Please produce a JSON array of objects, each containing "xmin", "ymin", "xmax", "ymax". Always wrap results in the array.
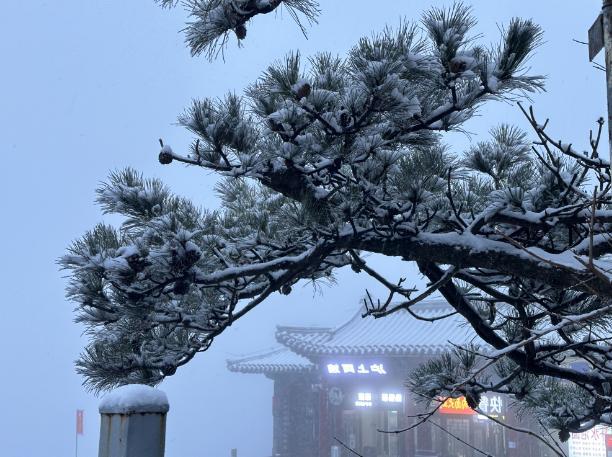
[{"xmin": 228, "ymin": 300, "xmax": 582, "ymax": 457}]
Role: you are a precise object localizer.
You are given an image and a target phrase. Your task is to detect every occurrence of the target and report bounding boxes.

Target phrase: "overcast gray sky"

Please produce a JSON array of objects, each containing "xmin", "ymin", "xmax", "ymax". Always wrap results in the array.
[{"xmin": 0, "ymin": 1, "xmax": 606, "ymax": 456}]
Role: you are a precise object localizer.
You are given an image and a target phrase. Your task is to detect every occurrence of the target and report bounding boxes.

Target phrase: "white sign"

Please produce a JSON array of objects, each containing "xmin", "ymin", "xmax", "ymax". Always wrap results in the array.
[
  {"xmin": 355, "ymin": 392, "xmax": 372, "ymax": 407},
  {"xmin": 381, "ymin": 393, "xmax": 402, "ymax": 403},
  {"xmin": 569, "ymin": 426, "xmax": 608, "ymax": 457},
  {"xmin": 326, "ymin": 362, "xmax": 387, "ymax": 375},
  {"xmin": 478, "ymin": 395, "xmax": 503, "ymax": 415}
]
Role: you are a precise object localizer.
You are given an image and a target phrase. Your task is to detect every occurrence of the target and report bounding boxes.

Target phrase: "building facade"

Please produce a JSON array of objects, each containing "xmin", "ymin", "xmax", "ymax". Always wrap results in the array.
[{"xmin": 227, "ymin": 301, "xmax": 571, "ymax": 457}]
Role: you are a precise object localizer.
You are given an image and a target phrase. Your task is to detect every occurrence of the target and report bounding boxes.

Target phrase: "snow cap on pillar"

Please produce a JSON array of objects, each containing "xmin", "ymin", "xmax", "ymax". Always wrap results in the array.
[{"xmin": 99, "ymin": 384, "xmax": 169, "ymax": 414}]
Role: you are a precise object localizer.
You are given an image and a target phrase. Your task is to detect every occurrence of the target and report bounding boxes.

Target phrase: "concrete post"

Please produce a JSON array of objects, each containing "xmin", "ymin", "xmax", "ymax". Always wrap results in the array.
[{"xmin": 98, "ymin": 384, "xmax": 169, "ymax": 457}]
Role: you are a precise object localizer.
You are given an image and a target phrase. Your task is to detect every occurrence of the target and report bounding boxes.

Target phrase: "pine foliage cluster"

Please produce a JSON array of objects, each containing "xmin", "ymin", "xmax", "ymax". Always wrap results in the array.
[{"xmin": 156, "ymin": 0, "xmax": 320, "ymax": 58}]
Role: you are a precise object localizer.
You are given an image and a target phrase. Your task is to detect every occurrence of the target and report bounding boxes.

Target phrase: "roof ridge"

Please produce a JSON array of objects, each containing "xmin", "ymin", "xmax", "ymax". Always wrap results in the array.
[
  {"xmin": 275, "ymin": 325, "xmax": 334, "ymax": 333},
  {"xmin": 226, "ymin": 346, "xmax": 289, "ymax": 365},
  {"xmin": 227, "ymin": 346, "xmax": 316, "ymax": 374},
  {"xmin": 271, "ymin": 298, "xmax": 479, "ymax": 357}
]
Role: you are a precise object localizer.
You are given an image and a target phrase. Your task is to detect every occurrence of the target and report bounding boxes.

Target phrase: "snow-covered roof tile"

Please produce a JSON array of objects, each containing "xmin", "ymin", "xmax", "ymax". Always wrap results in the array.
[
  {"xmin": 227, "ymin": 347, "xmax": 315, "ymax": 374},
  {"xmin": 275, "ymin": 299, "xmax": 482, "ymax": 356}
]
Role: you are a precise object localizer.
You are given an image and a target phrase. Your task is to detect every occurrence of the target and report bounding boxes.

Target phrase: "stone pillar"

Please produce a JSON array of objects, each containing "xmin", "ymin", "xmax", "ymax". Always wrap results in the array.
[{"xmin": 98, "ymin": 384, "xmax": 169, "ymax": 457}]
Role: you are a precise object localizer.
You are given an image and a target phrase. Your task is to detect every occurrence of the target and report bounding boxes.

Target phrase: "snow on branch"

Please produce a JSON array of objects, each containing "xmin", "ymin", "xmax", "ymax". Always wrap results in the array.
[{"xmin": 157, "ymin": 0, "xmax": 320, "ymax": 59}]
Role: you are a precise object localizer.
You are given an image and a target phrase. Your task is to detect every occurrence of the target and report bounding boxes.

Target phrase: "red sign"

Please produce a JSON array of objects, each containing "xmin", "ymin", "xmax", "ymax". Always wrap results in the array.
[
  {"xmin": 76, "ymin": 410, "xmax": 84, "ymax": 435},
  {"xmin": 439, "ymin": 397, "xmax": 475, "ymax": 415}
]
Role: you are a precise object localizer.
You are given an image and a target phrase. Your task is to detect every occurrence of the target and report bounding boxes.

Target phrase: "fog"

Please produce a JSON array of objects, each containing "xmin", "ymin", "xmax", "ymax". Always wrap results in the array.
[{"xmin": 0, "ymin": 1, "xmax": 604, "ymax": 456}]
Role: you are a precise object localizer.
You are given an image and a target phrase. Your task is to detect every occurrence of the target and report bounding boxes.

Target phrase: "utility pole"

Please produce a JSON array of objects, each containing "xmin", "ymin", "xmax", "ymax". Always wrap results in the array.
[
  {"xmin": 75, "ymin": 409, "xmax": 84, "ymax": 457},
  {"xmin": 590, "ymin": 1, "xmax": 612, "ymax": 168}
]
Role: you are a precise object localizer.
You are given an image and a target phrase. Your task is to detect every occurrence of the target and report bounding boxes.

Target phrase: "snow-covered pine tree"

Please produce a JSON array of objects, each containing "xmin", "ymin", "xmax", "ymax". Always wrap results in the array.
[{"xmin": 63, "ymin": 1, "xmax": 612, "ymax": 439}]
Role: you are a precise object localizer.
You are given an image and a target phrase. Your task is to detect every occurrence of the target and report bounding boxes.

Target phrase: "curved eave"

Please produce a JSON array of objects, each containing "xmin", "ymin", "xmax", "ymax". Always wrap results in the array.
[
  {"xmin": 278, "ymin": 343, "xmax": 455, "ymax": 358},
  {"xmin": 226, "ymin": 347, "xmax": 316, "ymax": 375},
  {"xmin": 227, "ymin": 362, "xmax": 316, "ymax": 375}
]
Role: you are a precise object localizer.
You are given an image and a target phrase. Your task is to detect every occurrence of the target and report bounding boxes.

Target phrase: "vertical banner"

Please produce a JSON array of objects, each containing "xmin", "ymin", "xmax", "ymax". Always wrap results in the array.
[{"xmin": 76, "ymin": 409, "xmax": 84, "ymax": 435}]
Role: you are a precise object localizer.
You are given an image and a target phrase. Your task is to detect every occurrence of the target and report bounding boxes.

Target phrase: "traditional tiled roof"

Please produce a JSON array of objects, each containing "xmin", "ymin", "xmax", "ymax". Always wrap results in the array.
[
  {"xmin": 227, "ymin": 347, "xmax": 316, "ymax": 374},
  {"xmin": 275, "ymin": 300, "xmax": 482, "ymax": 356}
]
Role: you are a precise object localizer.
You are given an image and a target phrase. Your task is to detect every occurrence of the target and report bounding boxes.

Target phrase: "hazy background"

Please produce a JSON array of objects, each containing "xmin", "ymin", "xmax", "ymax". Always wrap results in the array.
[{"xmin": 0, "ymin": 1, "xmax": 606, "ymax": 456}]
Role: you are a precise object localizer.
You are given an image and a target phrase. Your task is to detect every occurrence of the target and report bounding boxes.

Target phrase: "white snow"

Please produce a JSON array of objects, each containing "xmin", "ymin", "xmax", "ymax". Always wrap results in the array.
[
  {"xmin": 116, "ymin": 244, "xmax": 139, "ymax": 258},
  {"xmin": 291, "ymin": 78, "xmax": 310, "ymax": 94},
  {"xmin": 487, "ymin": 75, "xmax": 499, "ymax": 92},
  {"xmin": 99, "ymin": 384, "xmax": 169, "ymax": 414}
]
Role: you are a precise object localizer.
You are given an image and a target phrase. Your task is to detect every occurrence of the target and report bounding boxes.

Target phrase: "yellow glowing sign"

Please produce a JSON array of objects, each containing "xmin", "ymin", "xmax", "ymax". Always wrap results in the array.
[{"xmin": 439, "ymin": 396, "xmax": 474, "ymax": 415}]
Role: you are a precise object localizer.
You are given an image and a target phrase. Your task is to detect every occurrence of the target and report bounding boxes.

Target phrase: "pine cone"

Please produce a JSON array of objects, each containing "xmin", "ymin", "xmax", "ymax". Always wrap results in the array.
[
  {"xmin": 339, "ymin": 111, "xmax": 351, "ymax": 128},
  {"xmin": 126, "ymin": 254, "xmax": 146, "ymax": 273},
  {"xmin": 173, "ymin": 280, "xmax": 190, "ymax": 295},
  {"xmin": 184, "ymin": 248, "xmax": 201, "ymax": 266},
  {"xmin": 159, "ymin": 150, "xmax": 173, "ymax": 165},
  {"xmin": 280, "ymin": 284, "xmax": 292, "ymax": 295},
  {"xmin": 268, "ymin": 119, "xmax": 283, "ymax": 132},
  {"xmin": 558, "ymin": 429, "xmax": 570, "ymax": 443},
  {"xmin": 127, "ymin": 291, "xmax": 143, "ymax": 301},
  {"xmin": 465, "ymin": 391, "xmax": 481, "ymax": 410},
  {"xmin": 449, "ymin": 58, "xmax": 467, "ymax": 74},
  {"xmin": 294, "ymin": 82, "xmax": 311, "ymax": 100},
  {"xmin": 234, "ymin": 23, "xmax": 247, "ymax": 40},
  {"xmin": 162, "ymin": 365, "xmax": 177, "ymax": 376}
]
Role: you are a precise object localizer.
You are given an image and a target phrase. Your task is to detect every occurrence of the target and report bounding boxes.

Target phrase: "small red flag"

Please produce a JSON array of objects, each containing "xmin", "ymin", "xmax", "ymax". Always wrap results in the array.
[{"xmin": 76, "ymin": 410, "xmax": 84, "ymax": 435}]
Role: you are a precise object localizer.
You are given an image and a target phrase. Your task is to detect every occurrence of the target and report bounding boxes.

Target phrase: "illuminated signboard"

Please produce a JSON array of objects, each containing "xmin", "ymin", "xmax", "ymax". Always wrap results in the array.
[
  {"xmin": 326, "ymin": 363, "xmax": 387, "ymax": 375},
  {"xmin": 569, "ymin": 426, "xmax": 608, "ymax": 457},
  {"xmin": 355, "ymin": 392, "xmax": 372, "ymax": 407},
  {"xmin": 382, "ymin": 393, "xmax": 402, "ymax": 403},
  {"xmin": 439, "ymin": 395, "xmax": 503, "ymax": 416},
  {"xmin": 478, "ymin": 395, "xmax": 503, "ymax": 415},
  {"xmin": 439, "ymin": 396, "xmax": 474, "ymax": 415},
  {"xmin": 353, "ymin": 392, "xmax": 403, "ymax": 407}
]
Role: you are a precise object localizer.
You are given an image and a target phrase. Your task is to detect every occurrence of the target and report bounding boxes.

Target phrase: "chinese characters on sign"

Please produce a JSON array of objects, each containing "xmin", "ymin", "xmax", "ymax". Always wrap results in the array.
[
  {"xmin": 568, "ymin": 425, "xmax": 608, "ymax": 457},
  {"xmin": 354, "ymin": 392, "xmax": 403, "ymax": 407},
  {"xmin": 326, "ymin": 362, "xmax": 387, "ymax": 375},
  {"xmin": 439, "ymin": 396, "xmax": 473, "ymax": 415},
  {"xmin": 478, "ymin": 395, "xmax": 503, "ymax": 415},
  {"xmin": 439, "ymin": 395, "xmax": 504, "ymax": 416},
  {"xmin": 355, "ymin": 392, "xmax": 372, "ymax": 407},
  {"xmin": 381, "ymin": 393, "xmax": 402, "ymax": 403}
]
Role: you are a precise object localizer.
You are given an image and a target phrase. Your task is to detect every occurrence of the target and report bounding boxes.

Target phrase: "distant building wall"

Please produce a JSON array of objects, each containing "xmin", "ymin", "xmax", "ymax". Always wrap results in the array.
[{"xmin": 272, "ymin": 373, "xmax": 318, "ymax": 457}]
